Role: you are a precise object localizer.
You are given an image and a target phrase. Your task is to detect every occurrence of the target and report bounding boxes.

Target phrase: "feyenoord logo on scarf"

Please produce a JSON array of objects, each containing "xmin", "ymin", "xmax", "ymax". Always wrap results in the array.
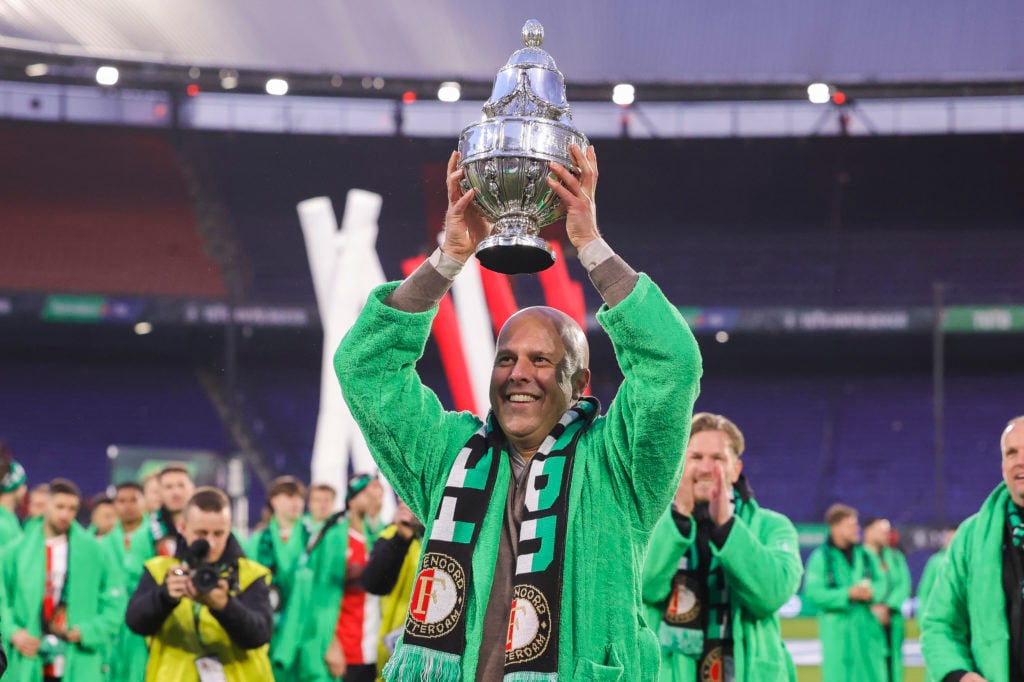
[
  {"xmin": 390, "ymin": 398, "xmax": 597, "ymax": 682},
  {"xmin": 407, "ymin": 552, "xmax": 466, "ymax": 638},
  {"xmin": 666, "ymin": 572, "xmax": 701, "ymax": 625}
]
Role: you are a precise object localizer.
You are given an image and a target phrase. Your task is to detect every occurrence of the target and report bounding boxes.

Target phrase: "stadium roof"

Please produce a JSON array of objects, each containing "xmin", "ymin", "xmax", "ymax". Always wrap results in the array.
[{"xmin": 1, "ymin": 0, "xmax": 1022, "ymax": 86}]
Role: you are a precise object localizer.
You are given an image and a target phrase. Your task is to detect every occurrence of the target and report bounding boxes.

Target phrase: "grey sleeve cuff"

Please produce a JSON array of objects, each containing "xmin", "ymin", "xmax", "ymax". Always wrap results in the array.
[
  {"xmin": 581, "ymin": 239, "xmax": 639, "ymax": 308},
  {"xmin": 577, "ymin": 238, "xmax": 615, "ymax": 272},
  {"xmin": 385, "ymin": 248, "xmax": 460, "ymax": 313},
  {"xmin": 428, "ymin": 247, "xmax": 466, "ymax": 280}
]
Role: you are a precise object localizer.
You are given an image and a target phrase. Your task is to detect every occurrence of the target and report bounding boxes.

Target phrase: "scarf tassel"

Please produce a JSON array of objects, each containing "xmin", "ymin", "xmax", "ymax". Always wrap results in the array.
[{"xmin": 383, "ymin": 643, "xmax": 462, "ymax": 682}]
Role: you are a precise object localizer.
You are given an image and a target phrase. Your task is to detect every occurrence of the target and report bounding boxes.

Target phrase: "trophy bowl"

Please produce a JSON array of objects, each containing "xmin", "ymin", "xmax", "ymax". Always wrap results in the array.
[{"xmin": 456, "ymin": 19, "xmax": 589, "ymax": 275}]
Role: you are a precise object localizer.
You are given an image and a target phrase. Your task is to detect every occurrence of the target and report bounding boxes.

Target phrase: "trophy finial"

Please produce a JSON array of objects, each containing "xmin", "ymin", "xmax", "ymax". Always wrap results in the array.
[{"xmin": 522, "ymin": 20, "xmax": 544, "ymax": 48}]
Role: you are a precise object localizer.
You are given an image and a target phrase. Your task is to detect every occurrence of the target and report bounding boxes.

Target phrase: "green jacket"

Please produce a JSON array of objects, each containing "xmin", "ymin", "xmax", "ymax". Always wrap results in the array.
[
  {"xmin": 642, "ymin": 499, "xmax": 802, "ymax": 682},
  {"xmin": 0, "ymin": 505, "xmax": 22, "ymax": 548},
  {"xmin": 100, "ymin": 523, "xmax": 150, "ymax": 682},
  {"xmin": 271, "ymin": 516, "xmax": 350, "ymax": 682},
  {"xmin": 920, "ymin": 483, "xmax": 1015, "ymax": 682},
  {"xmin": 803, "ymin": 541, "xmax": 888, "ymax": 682},
  {"xmin": 244, "ymin": 516, "xmax": 306, "ymax": 617},
  {"xmin": 867, "ymin": 545, "xmax": 911, "ymax": 682},
  {"xmin": 0, "ymin": 521, "xmax": 126, "ymax": 682},
  {"xmin": 335, "ymin": 275, "xmax": 702, "ymax": 681},
  {"xmin": 916, "ymin": 548, "xmax": 946, "ymax": 620}
]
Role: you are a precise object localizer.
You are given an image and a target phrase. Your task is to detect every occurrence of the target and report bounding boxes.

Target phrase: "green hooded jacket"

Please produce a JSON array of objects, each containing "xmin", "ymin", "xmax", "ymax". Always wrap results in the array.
[
  {"xmin": 335, "ymin": 275, "xmax": 702, "ymax": 681},
  {"xmin": 920, "ymin": 482, "xmax": 1016, "ymax": 682},
  {"xmin": 915, "ymin": 548, "xmax": 946, "ymax": 621},
  {"xmin": 99, "ymin": 523, "xmax": 150, "ymax": 682},
  {"xmin": 867, "ymin": 544, "xmax": 911, "ymax": 682},
  {"xmin": 0, "ymin": 521, "xmax": 126, "ymax": 682},
  {"xmin": 0, "ymin": 505, "xmax": 22, "ymax": 547},
  {"xmin": 641, "ymin": 497, "xmax": 802, "ymax": 682},
  {"xmin": 244, "ymin": 516, "xmax": 307, "ymax": 621},
  {"xmin": 803, "ymin": 541, "xmax": 888, "ymax": 682},
  {"xmin": 270, "ymin": 515, "xmax": 350, "ymax": 682}
]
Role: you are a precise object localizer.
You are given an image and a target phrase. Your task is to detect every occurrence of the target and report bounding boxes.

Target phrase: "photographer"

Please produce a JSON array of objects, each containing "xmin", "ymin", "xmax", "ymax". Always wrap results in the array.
[
  {"xmin": 126, "ymin": 486, "xmax": 273, "ymax": 680},
  {"xmin": 360, "ymin": 499, "xmax": 423, "ymax": 677}
]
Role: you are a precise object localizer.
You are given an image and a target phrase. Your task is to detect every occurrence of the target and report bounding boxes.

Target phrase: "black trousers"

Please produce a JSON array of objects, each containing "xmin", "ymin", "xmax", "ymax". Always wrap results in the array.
[{"xmin": 344, "ymin": 663, "xmax": 377, "ymax": 682}]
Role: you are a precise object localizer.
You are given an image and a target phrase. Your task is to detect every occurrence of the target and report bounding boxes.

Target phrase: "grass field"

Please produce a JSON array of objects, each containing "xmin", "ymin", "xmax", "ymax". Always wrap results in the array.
[{"xmin": 784, "ymin": 617, "xmax": 925, "ymax": 682}]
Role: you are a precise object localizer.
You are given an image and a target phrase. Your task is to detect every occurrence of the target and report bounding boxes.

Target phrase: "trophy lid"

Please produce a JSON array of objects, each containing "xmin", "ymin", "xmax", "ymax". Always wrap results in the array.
[{"xmin": 483, "ymin": 20, "xmax": 571, "ymax": 121}]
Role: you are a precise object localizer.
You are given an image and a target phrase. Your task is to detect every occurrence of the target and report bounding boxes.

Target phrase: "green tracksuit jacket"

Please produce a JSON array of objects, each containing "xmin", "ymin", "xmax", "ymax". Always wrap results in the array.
[
  {"xmin": 270, "ymin": 516, "xmax": 350, "ymax": 682},
  {"xmin": 641, "ymin": 498, "xmax": 802, "ymax": 682},
  {"xmin": 335, "ymin": 274, "xmax": 702, "ymax": 681},
  {"xmin": 803, "ymin": 541, "xmax": 888, "ymax": 682},
  {"xmin": 0, "ymin": 522, "xmax": 126, "ymax": 682},
  {"xmin": 868, "ymin": 545, "xmax": 911, "ymax": 682},
  {"xmin": 920, "ymin": 483, "xmax": 1017, "ymax": 682},
  {"xmin": 244, "ymin": 516, "xmax": 306, "ymax": 620}
]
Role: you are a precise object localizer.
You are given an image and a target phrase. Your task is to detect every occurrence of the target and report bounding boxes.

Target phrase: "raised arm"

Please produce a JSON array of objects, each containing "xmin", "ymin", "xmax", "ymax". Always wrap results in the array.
[
  {"xmin": 334, "ymin": 155, "xmax": 488, "ymax": 519},
  {"xmin": 548, "ymin": 145, "xmax": 702, "ymax": 531}
]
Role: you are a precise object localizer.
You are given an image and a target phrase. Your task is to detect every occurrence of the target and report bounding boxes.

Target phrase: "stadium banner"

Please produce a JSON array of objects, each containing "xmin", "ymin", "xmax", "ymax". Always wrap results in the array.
[{"xmin": 942, "ymin": 305, "xmax": 1024, "ymax": 332}]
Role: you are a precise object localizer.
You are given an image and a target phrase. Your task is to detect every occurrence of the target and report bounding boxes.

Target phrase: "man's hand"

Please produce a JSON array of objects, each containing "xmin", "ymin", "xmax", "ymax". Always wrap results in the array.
[
  {"xmin": 11, "ymin": 629, "xmax": 41, "ymax": 658},
  {"xmin": 187, "ymin": 578, "xmax": 230, "ymax": 612},
  {"xmin": 325, "ymin": 637, "xmax": 347, "ymax": 678},
  {"xmin": 547, "ymin": 144, "xmax": 600, "ymax": 251},
  {"xmin": 440, "ymin": 151, "xmax": 491, "ymax": 262},
  {"xmin": 165, "ymin": 565, "xmax": 190, "ymax": 601},
  {"xmin": 870, "ymin": 603, "xmax": 891, "ymax": 626},
  {"xmin": 48, "ymin": 617, "xmax": 81, "ymax": 644},
  {"xmin": 848, "ymin": 584, "xmax": 873, "ymax": 602},
  {"xmin": 673, "ymin": 461, "xmax": 697, "ymax": 518},
  {"xmin": 960, "ymin": 674, "xmax": 988, "ymax": 682},
  {"xmin": 394, "ymin": 502, "xmax": 418, "ymax": 541},
  {"xmin": 707, "ymin": 462, "xmax": 734, "ymax": 527}
]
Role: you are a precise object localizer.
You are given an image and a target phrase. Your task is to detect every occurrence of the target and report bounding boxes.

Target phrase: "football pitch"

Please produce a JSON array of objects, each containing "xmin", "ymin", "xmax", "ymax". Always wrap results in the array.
[{"xmin": 784, "ymin": 617, "xmax": 926, "ymax": 682}]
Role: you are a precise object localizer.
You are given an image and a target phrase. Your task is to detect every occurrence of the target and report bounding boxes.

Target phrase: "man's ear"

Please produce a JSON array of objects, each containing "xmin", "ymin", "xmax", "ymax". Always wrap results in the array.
[{"xmin": 571, "ymin": 368, "xmax": 591, "ymax": 400}]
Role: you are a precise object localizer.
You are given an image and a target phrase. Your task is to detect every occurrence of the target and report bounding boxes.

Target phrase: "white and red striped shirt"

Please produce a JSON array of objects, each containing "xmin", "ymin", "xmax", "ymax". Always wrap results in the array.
[{"xmin": 334, "ymin": 528, "xmax": 380, "ymax": 665}]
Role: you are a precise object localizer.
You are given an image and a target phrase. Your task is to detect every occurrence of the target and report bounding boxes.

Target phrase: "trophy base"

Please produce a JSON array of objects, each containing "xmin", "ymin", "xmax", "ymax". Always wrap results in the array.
[{"xmin": 476, "ymin": 235, "xmax": 555, "ymax": 274}]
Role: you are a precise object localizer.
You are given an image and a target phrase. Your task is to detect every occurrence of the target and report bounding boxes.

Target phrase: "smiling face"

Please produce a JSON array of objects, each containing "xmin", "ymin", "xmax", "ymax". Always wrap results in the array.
[
  {"xmin": 1002, "ymin": 421, "xmax": 1024, "ymax": 506},
  {"xmin": 489, "ymin": 308, "xmax": 590, "ymax": 459},
  {"xmin": 684, "ymin": 429, "xmax": 743, "ymax": 503}
]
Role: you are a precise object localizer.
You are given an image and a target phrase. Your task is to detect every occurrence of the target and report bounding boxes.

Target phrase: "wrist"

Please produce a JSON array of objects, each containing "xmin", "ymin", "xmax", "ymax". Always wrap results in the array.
[{"xmin": 431, "ymin": 246, "xmax": 467, "ymax": 278}]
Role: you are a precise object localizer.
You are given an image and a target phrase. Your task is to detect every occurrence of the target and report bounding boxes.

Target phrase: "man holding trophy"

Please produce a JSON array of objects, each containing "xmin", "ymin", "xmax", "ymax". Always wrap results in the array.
[{"xmin": 334, "ymin": 21, "xmax": 703, "ymax": 681}]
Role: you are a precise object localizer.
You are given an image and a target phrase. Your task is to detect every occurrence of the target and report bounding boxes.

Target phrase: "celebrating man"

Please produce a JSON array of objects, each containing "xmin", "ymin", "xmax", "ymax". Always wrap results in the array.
[
  {"xmin": 642, "ymin": 413, "xmax": 802, "ymax": 681},
  {"xmin": 335, "ymin": 145, "xmax": 702, "ymax": 680},
  {"xmin": 921, "ymin": 415, "xmax": 1024, "ymax": 682},
  {"xmin": 803, "ymin": 503, "xmax": 888, "ymax": 682}
]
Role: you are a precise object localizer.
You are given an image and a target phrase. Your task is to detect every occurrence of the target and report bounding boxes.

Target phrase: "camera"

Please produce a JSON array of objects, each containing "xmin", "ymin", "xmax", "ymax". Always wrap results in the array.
[{"xmin": 180, "ymin": 539, "xmax": 230, "ymax": 594}]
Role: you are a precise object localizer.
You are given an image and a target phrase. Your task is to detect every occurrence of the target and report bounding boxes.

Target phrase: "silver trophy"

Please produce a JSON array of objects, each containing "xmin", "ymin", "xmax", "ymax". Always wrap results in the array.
[{"xmin": 458, "ymin": 20, "xmax": 590, "ymax": 274}]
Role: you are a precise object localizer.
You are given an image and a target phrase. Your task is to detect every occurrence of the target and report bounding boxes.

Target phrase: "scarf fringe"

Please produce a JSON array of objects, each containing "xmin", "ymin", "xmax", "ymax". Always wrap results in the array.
[{"xmin": 383, "ymin": 643, "xmax": 462, "ymax": 682}]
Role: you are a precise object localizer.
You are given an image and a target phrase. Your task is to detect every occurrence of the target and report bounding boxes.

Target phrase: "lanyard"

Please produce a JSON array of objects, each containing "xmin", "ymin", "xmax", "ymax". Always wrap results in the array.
[{"xmin": 192, "ymin": 602, "xmax": 208, "ymax": 650}]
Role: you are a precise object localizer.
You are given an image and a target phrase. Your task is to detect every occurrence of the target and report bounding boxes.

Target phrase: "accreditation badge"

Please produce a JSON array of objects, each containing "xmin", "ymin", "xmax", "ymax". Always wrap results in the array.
[{"xmin": 195, "ymin": 655, "xmax": 227, "ymax": 682}]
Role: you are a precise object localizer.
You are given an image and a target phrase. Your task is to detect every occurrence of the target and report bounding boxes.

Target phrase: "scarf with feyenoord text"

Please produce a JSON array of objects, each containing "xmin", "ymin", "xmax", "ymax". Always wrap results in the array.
[{"xmin": 384, "ymin": 398, "xmax": 597, "ymax": 682}]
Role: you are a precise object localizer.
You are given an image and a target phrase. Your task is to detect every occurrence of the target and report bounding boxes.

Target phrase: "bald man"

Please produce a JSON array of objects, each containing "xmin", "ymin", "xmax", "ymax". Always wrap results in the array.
[
  {"xmin": 336, "ymin": 144, "xmax": 702, "ymax": 681},
  {"xmin": 921, "ymin": 416, "xmax": 1024, "ymax": 682}
]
